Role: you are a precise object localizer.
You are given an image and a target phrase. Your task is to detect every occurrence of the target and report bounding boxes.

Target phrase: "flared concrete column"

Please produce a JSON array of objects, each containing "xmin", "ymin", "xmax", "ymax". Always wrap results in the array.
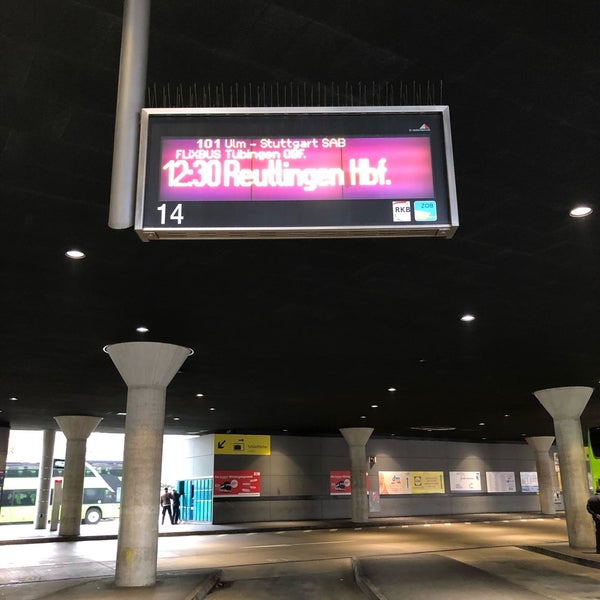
[
  {"xmin": 34, "ymin": 430, "xmax": 56, "ymax": 529},
  {"xmin": 54, "ymin": 416, "xmax": 102, "ymax": 537},
  {"xmin": 106, "ymin": 341, "xmax": 192, "ymax": 588},
  {"xmin": 340, "ymin": 427, "xmax": 373, "ymax": 523},
  {"xmin": 534, "ymin": 386, "xmax": 594, "ymax": 549},
  {"xmin": 525, "ymin": 436, "xmax": 556, "ymax": 515}
]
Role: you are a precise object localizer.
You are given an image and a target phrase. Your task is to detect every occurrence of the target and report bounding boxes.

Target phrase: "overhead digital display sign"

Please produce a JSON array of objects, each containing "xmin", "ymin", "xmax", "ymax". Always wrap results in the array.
[{"xmin": 135, "ymin": 107, "xmax": 458, "ymax": 240}]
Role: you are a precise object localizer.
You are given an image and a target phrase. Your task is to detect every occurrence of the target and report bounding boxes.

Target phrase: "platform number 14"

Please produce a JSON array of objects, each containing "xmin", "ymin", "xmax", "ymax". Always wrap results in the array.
[{"xmin": 157, "ymin": 203, "xmax": 184, "ymax": 225}]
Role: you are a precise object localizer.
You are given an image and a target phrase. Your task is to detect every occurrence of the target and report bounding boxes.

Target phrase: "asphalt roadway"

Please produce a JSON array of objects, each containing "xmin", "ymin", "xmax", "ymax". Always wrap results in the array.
[{"xmin": 1, "ymin": 513, "xmax": 600, "ymax": 599}]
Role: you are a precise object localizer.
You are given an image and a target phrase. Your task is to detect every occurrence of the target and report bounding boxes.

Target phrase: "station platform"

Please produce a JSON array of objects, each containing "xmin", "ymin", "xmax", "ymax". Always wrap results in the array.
[{"xmin": 0, "ymin": 513, "xmax": 598, "ymax": 599}]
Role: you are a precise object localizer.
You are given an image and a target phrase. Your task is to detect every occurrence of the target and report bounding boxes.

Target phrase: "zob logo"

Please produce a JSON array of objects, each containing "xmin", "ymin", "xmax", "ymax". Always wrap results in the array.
[{"xmin": 414, "ymin": 200, "xmax": 437, "ymax": 221}]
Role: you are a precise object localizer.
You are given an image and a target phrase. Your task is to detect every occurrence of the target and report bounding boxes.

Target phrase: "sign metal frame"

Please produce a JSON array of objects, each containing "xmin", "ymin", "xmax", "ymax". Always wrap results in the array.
[{"xmin": 135, "ymin": 106, "xmax": 459, "ymax": 241}]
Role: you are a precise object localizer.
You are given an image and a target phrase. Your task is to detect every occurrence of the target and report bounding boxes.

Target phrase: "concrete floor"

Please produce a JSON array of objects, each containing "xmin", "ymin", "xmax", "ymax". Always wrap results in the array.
[{"xmin": 1, "ymin": 513, "xmax": 599, "ymax": 599}]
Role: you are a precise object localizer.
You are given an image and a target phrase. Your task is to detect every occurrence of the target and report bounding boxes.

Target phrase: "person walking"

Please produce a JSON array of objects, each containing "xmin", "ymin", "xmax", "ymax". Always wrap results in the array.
[
  {"xmin": 586, "ymin": 487, "xmax": 600, "ymax": 553},
  {"xmin": 160, "ymin": 487, "xmax": 173, "ymax": 525},
  {"xmin": 171, "ymin": 488, "xmax": 182, "ymax": 524}
]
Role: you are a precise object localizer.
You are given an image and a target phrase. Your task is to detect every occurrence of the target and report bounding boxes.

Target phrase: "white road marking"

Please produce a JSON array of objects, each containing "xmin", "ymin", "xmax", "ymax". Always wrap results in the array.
[{"xmin": 241, "ymin": 540, "xmax": 353, "ymax": 549}]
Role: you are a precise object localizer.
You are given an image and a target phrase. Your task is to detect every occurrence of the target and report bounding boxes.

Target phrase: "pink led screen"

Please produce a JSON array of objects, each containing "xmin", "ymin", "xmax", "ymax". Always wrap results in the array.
[{"xmin": 159, "ymin": 136, "xmax": 434, "ymax": 202}]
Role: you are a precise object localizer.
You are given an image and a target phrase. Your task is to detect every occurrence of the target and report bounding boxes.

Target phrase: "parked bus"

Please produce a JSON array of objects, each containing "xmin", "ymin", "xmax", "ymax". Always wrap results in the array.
[
  {"xmin": 0, "ymin": 461, "xmax": 122, "ymax": 525},
  {"xmin": 589, "ymin": 428, "xmax": 600, "ymax": 492}
]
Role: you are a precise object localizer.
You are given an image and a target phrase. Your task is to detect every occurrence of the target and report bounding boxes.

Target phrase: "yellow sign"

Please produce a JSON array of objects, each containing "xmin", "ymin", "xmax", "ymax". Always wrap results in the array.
[
  {"xmin": 410, "ymin": 471, "xmax": 445, "ymax": 494},
  {"xmin": 214, "ymin": 434, "xmax": 271, "ymax": 455}
]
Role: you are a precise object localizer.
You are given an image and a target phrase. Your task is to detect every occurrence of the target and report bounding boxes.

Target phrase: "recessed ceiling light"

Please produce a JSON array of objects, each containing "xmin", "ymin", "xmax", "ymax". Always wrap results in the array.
[
  {"xmin": 209, "ymin": 407, "xmax": 216, "ymax": 411},
  {"xmin": 9, "ymin": 397, "xmax": 18, "ymax": 401},
  {"xmin": 388, "ymin": 387, "xmax": 396, "ymax": 392},
  {"xmin": 371, "ymin": 404, "xmax": 379, "ymax": 408},
  {"xmin": 65, "ymin": 249, "xmax": 86, "ymax": 259},
  {"xmin": 460, "ymin": 314, "xmax": 475, "ymax": 322},
  {"xmin": 196, "ymin": 393, "xmax": 204, "ymax": 397},
  {"xmin": 478, "ymin": 422, "xmax": 486, "ymax": 426},
  {"xmin": 173, "ymin": 417, "xmax": 180, "ymax": 421},
  {"xmin": 136, "ymin": 326, "xmax": 149, "ymax": 333},
  {"xmin": 360, "ymin": 415, "xmax": 367, "ymax": 419},
  {"xmin": 504, "ymin": 414, "xmax": 510, "ymax": 418},
  {"xmin": 117, "ymin": 412, "xmax": 127, "ymax": 416},
  {"xmin": 569, "ymin": 205, "xmax": 593, "ymax": 218}
]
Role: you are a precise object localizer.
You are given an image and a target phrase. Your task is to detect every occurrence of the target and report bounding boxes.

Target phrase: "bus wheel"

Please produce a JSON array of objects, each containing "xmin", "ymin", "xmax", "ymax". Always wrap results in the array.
[{"xmin": 85, "ymin": 507, "xmax": 102, "ymax": 525}]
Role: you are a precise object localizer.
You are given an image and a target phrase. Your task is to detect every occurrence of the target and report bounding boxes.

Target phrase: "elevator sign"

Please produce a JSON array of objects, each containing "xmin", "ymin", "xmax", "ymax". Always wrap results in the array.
[{"xmin": 135, "ymin": 106, "xmax": 458, "ymax": 240}]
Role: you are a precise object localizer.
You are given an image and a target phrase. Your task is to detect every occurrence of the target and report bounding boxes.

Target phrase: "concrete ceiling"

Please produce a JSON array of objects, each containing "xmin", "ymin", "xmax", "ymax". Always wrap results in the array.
[{"xmin": 1, "ymin": 0, "xmax": 600, "ymax": 442}]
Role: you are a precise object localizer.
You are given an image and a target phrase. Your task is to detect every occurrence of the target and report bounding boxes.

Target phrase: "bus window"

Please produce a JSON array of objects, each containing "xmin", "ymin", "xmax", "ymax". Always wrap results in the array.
[
  {"xmin": 17, "ymin": 492, "xmax": 35, "ymax": 506},
  {"xmin": 83, "ymin": 488, "xmax": 117, "ymax": 504},
  {"xmin": 2, "ymin": 490, "xmax": 36, "ymax": 506},
  {"xmin": 1, "ymin": 491, "xmax": 15, "ymax": 506},
  {"xmin": 6, "ymin": 465, "xmax": 38, "ymax": 478}
]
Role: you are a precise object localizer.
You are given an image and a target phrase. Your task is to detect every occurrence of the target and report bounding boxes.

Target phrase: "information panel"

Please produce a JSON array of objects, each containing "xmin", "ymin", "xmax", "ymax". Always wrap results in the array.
[
  {"xmin": 135, "ymin": 107, "xmax": 458, "ymax": 240},
  {"xmin": 449, "ymin": 471, "xmax": 482, "ymax": 492},
  {"xmin": 486, "ymin": 471, "xmax": 517, "ymax": 493},
  {"xmin": 519, "ymin": 471, "xmax": 539, "ymax": 493}
]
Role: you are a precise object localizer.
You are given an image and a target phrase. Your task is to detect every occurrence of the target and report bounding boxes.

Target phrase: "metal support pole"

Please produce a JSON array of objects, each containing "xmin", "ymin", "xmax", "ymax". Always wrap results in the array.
[
  {"xmin": 34, "ymin": 430, "xmax": 56, "ymax": 529},
  {"xmin": 50, "ymin": 480, "xmax": 63, "ymax": 532},
  {"xmin": 108, "ymin": 0, "xmax": 151, "ymax": 229}
]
